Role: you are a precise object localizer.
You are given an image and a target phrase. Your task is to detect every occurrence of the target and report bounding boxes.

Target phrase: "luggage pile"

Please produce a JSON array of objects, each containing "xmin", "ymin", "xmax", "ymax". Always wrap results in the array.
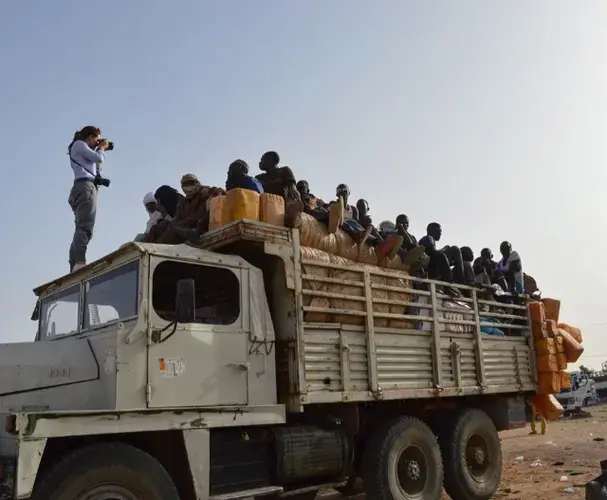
[{"xmin": 530, "ymin": 298, "xmax": 585, "ymax": 421}]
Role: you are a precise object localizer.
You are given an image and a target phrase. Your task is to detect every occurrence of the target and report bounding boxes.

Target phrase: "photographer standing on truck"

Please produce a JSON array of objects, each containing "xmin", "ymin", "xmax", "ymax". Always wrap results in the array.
[{"xmin": 67, "ymin": 126, "xmax": 112, "ymax": 272}]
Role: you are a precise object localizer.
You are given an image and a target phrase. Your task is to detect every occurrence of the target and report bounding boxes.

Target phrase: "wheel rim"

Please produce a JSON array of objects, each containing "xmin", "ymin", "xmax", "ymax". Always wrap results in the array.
[
  {"xmin": 396, "ymin": 445, "xmax": 428, "ymax": 497},
  {"xmin": 76, "ymin": 483, "xmax": 140, "ymax": 500},
  {"xmin": 465, "ymin": 433, "xmax": 492, "ymax": 481}
]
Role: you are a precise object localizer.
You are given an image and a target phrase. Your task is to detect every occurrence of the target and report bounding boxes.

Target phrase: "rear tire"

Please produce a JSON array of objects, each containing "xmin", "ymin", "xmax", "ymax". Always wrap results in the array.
[
  {"xmin": 440, "ymin": 408, "xmax": 502, "ymax": 500},
  {"xmin": 362, "ymin": 416, "xmax": 443, "ymax": 500},
  {"xmin": 32, "ymin": 442, "xmax": 179, "ymax": 500}
]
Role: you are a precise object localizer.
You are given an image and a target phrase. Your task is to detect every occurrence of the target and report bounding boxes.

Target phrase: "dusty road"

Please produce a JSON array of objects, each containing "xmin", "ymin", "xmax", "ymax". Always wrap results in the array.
[{"xmin": 321, "ymin": 404, "xmax": 607, "ymax": 499}]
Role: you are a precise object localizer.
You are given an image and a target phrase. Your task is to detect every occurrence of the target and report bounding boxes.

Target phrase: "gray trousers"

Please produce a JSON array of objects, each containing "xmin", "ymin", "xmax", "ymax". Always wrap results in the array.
[{"xmin": 68, "ymin": 180, "xmax": 97, "ymax": 270}]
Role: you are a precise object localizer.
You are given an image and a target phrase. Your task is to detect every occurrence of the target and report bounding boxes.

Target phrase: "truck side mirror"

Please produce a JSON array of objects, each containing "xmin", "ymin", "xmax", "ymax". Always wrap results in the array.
[
  {"xmin": 175, "ymin": 278, "xmax": 196, "ymax": 324},
  {"xmin": 30, "ymin": 301, "xmax": 40, "ymax": 321}
]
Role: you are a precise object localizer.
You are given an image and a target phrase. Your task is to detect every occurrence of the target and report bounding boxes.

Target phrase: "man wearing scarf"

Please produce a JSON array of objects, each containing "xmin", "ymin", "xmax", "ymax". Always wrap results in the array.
[{"xmin": 157, "ymin": 174, "xmax": 225, "ymax": 243}]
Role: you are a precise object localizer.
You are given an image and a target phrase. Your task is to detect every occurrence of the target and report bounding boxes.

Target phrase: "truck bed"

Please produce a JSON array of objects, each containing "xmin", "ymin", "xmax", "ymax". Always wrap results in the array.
[{"xmin": 198, "ymin": 221, "xmax": 537, "ymax": 411}]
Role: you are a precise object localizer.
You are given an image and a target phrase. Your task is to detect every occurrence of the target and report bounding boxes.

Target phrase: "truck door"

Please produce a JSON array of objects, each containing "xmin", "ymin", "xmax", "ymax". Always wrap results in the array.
[{"xmin": 146, "ymin": 258, "xmax": 248, "ymax": 408}]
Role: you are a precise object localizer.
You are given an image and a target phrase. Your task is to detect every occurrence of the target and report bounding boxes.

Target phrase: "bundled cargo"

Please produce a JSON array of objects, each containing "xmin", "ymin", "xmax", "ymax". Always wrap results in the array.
[
  {"xmin": 538, "ymin": 372, "xmax": 561, "ymax": 395},
  {"xmin": 559, "ymin": 371, "xmax": 571, "ymax": 390},
  {"xmin": 558, "ymin": 323, "xmax": 583, "ymax": 344},
  {"xmin": 530, "ymin": 301, "xmax": 586, "ymax": 398},
  {"xmin": 557, "ymin": 327, "xmax": 584, "ymax": 363},
  {"xmin": 533, "ymin": 394, "xmax": 564, "ymax": 421},
  {"xmin": 300, "ymin": 246, "xmax": 414, "ymax": 329},
  {"xmin": 541, "ymin": 298, "xmax": 561, "ymax": 322},
  {"xmin": 299, "ymin": 213, "xmax": 407, "ymax": 270}
]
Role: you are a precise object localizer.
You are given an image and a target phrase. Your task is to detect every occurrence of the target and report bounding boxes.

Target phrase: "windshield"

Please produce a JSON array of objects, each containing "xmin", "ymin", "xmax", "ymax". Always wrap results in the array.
[
  {"xmin": 39, "ymin": 260, "xmax": 140, "ymax": 338},
  {"xmin": 39, "ymin": 285, "xmax": 80, "ymax": 338},
  {"xmin": 84, "ymin": 260, "xmax": 139, "ymax": 328}
]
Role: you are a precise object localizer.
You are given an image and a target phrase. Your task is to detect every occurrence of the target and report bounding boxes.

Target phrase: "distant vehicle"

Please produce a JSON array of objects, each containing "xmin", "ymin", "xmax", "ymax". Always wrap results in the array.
[{"xmin": 555, "ymin": 371, "xmax": 597, "ymax": 415}]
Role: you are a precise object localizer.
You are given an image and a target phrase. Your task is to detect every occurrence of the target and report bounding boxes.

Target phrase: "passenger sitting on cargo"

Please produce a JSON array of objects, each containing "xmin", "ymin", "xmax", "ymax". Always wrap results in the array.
[
  {"xmin": 297, "ymin": 180, "xmax": 327, "ymax": 214},
  {"xmin": 226, "ymin": 159, "xmax": 264, "ymax": 193},
  {"xmin": 496, "ymin": 241, "xmax": 524, "ymax": 294},
  {"xmin": 135, "ymin": 192, "xmax": 164, "ymax": 242},
  {"xmin": 461, "ymin": 247, "xmax": 477, "ymax": 285},
  {"xmin": 393, "ymin": 214, "xmax": 427, "ymax": 265},
  {"xmin": 355, "ymin": 199, "xmax": 382, "ymax": 246},
  {"xmin": 144, "ymin": 185, "xmax": 184, "ymax": 242},
  {"xmin": 157, "ymin": 174, "xmax": 223, "ymax": 244},
  {"xmin": 473, "ymin": 248, "xmax": 496, "ymax": 286},
  {"xmin": 419, "ymin": 223, "xmax": 453, "ymax": 283},
  {"xmin": 256, "ymin": 151, "xmax": 303, "ymax": 228},
  {"xmin": 327, "ymin": 184, "xmax": 360, "ymax": 234}
]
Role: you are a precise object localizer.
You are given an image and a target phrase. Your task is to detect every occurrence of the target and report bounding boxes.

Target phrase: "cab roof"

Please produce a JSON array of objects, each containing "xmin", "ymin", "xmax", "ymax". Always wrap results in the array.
[{"xmin": 33, "ymin": 242, "xmax": 251, "ymax": 297}]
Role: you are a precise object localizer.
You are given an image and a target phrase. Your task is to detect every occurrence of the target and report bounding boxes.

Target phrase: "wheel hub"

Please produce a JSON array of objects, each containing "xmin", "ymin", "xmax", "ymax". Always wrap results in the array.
[
  {"xmin": 78, "ymin": 484, "xmax": 140, "ymax": 500},
  {"xmin": 397, "ymin": 445, "xmax": 428, "ymax": 496},
  {"xmin": 405, "ymin": 460, "xmax": 421, "ymax": 481},
  {"xmin": 466, "ymin": 434, "xmax": 491, "ymax": 479},
  {"xmin": 471, "ymin": 446, "xmax": 485, "ymax": 465}
]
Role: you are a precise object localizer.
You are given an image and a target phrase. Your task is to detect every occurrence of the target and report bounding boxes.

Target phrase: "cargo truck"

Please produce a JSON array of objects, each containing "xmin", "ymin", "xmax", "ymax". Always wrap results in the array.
[{"xmin": 0, "ymin": 221, "xmax": 537, "ymax": 500}]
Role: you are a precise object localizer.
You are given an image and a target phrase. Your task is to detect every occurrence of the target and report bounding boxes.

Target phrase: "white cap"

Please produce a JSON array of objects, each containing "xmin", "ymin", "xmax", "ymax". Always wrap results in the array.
[{"xmin": 143, "ymin": 192, "xmax": 156, "ymax": 206}]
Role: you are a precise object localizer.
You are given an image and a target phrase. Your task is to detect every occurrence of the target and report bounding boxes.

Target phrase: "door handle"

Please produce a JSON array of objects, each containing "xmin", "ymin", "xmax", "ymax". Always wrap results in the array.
[{"xmin": 228, "ymin": 363, "xmax": 250, "ymax": 371}]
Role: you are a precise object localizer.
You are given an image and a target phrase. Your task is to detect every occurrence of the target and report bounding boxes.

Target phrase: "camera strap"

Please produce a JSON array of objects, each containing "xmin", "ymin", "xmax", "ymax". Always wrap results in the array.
[{"xmin": 69, "ymin": 153, "xmax": 97, "ymax": 178}]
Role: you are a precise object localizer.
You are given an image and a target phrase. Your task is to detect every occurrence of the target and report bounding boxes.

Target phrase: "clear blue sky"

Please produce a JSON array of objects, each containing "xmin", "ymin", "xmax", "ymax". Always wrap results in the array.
[{"xmin": 1, "ymin": 1, "xmax": 606, "ymax": 368}]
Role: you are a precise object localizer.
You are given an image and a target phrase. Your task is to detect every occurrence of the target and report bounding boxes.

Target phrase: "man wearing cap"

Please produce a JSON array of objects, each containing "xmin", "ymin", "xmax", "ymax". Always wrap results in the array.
[{"xmin": 226, "ymin": 160, "xmax": 264, "ymax": 193}]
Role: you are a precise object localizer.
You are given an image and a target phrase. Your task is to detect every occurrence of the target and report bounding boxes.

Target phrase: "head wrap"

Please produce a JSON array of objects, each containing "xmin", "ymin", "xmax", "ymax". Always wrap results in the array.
[
  {"xmin": 143, "ymin": 192, "xmax": 156, "ymax": 206},
  {"xmin": 154, "ymin": 185, "xmax": 183, "ymax": 218}
]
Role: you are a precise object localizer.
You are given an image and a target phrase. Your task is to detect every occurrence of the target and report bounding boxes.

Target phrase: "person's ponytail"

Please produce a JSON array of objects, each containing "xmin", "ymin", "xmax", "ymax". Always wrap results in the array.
[
  {"xmin": 68, "ymin": 125, "xmax": 101, "ymax": 155},
  {"xmin": 67, "ymin": 130, "xmax": 82, "ymax": 155}
]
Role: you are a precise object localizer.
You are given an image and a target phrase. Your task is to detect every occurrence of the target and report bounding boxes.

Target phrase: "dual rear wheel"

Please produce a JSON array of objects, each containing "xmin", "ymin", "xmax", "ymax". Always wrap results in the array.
[{"xmin": 361, "ymin": 409, "xmax": 502, "ymax": 500}]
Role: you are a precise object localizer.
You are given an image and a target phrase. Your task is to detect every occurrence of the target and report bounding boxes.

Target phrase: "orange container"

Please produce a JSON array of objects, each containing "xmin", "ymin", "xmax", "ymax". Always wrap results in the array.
[
  {"xmin": 538, "ymin": 371, "xmax": 561, "ymax": 395},
  {"xmin": 529, "ymin": 302, "xmax": 547, "ymax": 323},
  {"xmin": 535, "ymin": 338, "xmax": 556, "ymax": 355},
  {"xmin": 537, "ymin": 354, "xmax": 558, "ymax": 373},
  {"xmin": 557, "ymin": 328, "xmax": 584, "ymax": 363},
  {"xmin": 225, "ymin": 188, "xmax": 260, "ymax": 223},
  {"xmin": 546, "ymin": 319, "xmax": 558, "ymax": 337},
  {"xmin": 541, "ymin": 298, "xmax": 561, "ymax": 323},
  {"xmin": 555, "ymin": 335, "xmax": 565, "ymax": 353},
  {"xmin": 560, "ymin": 371, "xmax": 571, "ymax": 390},
  {"xmin": 259, "ymin": 193, "xmax": 285, "ymax": 226},
  {"xmin": 532, "ymin": 321, "xmax": 549, "ymax": 340},
  {"xmin": 532, "ymin": 394, "xmax": 564, "ymax": 421},
  {"xmin": 558, "ymin": 323, "xmax": 583, "ymax": 344},
  {"xmin": 208, "ymin": 195, "xmax": 227, "ymax": 230},
  {"xmin": 557, "ymin": 353, "xmax": 567, "ymax": 371}
]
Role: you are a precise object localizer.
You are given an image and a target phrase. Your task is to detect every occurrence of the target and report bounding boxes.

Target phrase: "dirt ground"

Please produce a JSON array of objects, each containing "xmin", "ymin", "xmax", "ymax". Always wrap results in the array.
[
  {"xmin": 486, "ymin": 403, "xmax": 606, "ymax": 499},
  {"xmin": 321, "ymin": 404, "xmax": 607, "ymax": 499}
]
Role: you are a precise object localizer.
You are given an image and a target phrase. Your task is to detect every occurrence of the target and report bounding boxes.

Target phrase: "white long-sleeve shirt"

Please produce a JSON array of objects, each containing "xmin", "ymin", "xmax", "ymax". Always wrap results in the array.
[{"xmin": 69, "ymin": 140, "xmax": 105, "ymax": 180}]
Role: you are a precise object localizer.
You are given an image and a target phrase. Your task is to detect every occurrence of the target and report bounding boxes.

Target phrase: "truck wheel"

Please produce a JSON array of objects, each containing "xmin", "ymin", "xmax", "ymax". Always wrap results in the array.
[
  {"xmin": 440, "ymin": 408, "xmax": 502, "ymax": 500},
  {"xmin": 32, "ymin": 442, "xmax": 179, "ymax": 500},
  {"xmin": 362, "ymin": 416, "xmax": 443, "ymax": 500}
]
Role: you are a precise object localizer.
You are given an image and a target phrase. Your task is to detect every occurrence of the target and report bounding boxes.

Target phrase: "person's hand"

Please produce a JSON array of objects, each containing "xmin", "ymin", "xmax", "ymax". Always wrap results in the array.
[{"xmin": 97, "ymin": 139, "xmax": 109, "ymax": 151}]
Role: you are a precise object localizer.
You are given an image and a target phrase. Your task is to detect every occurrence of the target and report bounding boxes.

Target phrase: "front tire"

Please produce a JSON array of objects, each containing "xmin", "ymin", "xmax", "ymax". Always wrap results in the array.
[
  {"xmin": 440, "ymin": 408, "xmax": 502, "ymax": 500},
  {"xmin": 32, "ymin": 442, "xmax": 179, "ymax": 500},
  {"xmin": 362, "ymin": 416, "xmax": 443, "ymax": 500}
]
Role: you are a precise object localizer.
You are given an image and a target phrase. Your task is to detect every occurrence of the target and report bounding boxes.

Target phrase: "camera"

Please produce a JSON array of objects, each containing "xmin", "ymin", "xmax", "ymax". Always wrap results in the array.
[
  {"xmin": 94, "ymin": 174, "xmax": 111, "ymax": 188},
  {"xmin": 97, "ymin": 138, "xmax": 114, "ymax": 151}
]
